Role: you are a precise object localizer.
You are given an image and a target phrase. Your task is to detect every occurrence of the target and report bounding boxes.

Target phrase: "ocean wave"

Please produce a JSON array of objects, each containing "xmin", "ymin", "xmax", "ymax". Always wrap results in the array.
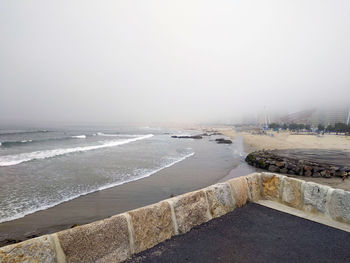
[
  {"xmin": 0, "ymin": 151, "xmax": 194, "ymax": 223},
  {"xmin": 97, "ymin": 132, "xmax": 140, "ymax": 137},
  {"xmin": 0, "ymin": 130, "xmax": 50, "ymax": 136},
  {"xmin": 0, "ymin": 134, "xmax": 154, "ymax": 167},
  {"xmin": 71, "ymin": 135, "xmax": 86, "ymax": 139},
  {"xmin": 0, "ymin": 140, "xmax": 34, "ymax": 147},
  {"xmin": 0, "ymin": 135, "xmax": 87, "ymax": 147}
]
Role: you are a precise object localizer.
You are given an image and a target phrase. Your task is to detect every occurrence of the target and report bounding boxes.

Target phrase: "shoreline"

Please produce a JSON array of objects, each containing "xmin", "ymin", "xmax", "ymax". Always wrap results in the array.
[{"xmin": 0, "ymin": 135, "xmax": 250, "ymax": 247}]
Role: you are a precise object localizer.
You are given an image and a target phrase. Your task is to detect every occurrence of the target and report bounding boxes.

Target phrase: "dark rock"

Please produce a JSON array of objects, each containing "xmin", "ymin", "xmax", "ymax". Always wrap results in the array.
[
  {"xmin": 287, "ymin": 163, "xmax": 297, "ymax": 170},
  {"xmin": 215, "ymin": 138, "xmax": 232, "ymax": 144},
  {"xmin": 304, "ymin": 165, "xmax": 313, "ymax": 171},
  {"xmin": 305, "ymin": 170, "xmax": 312, "ymax": 176},
  {"xmin": 313, "ymin": 166, "xmax": 322, "ymax": 173},
  {"xmin": 280, "ymin": 168, "xmax": 288, "ymax": 174},
  {"xmin": 340, "ymin": 167, "xmax": 350, "ymax": 172},
  {"xmin": 171, "ymin": 135, "xmax": 203, "ymax": 139},
  {"xmin": 244, "ymin": 150, "xmax": 348, "ymax": 179},
  {"xmin": 320, "ymin": 170, "xmax": 331, "ymax": 178},
  {"xmin": 268, "ymin": 165, "xmax": 280, "ymax": 172},
  {"xmin": 335, "ymin": 171, "xmax": 347, "ymax": 177},
  {"xmin": 330, "ymin": 166, "xmax": 340, "ymax": 171},
  {"xmin": 312, "ymin": 172, "xmax": 321, "ymax": 178},
  {"xmin": 275, "ymin": 161, "xmax": 285, "ymax": 168}
]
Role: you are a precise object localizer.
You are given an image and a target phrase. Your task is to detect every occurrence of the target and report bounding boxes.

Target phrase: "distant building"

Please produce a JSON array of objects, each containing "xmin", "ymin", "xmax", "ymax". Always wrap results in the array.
[
  {"xmin": 324, "ymin": 107, "xmax": 349, "ymax": 125},
  {"xmin": 279, "ymin": 109, "xmax": 316, "ymax": 125},
  {"xmin": 278, "ymin": 106, "xmax": 349, "ymax": 126}
]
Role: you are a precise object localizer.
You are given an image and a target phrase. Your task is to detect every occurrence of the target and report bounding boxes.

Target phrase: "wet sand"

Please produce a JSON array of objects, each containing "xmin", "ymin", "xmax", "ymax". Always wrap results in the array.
[{"xmin": 0, "ymin": 136, "xmax": 252, "ymax": 246}]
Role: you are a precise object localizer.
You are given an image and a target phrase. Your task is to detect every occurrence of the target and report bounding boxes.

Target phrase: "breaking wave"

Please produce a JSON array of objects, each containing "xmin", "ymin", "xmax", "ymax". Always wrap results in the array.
[
  {"xmin": 0, "ymin": 135, "xmax": 88, "ymax": 147},
  {"xmin": 0, "ymin": 130, "xmax": 50, "ymax": 136},
  {"xmin": 0, "ymin": 151, "xmax": 194, "ymax": 223},
  {"xmin": 0, "ymin": 134, "xmax": 154, "ymax": 167}
]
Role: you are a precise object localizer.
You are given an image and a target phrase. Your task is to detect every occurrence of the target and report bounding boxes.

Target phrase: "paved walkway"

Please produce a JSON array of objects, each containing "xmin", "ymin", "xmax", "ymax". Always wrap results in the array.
[{"xmin": 126, "ymin": 203, "xmax": 350, "ymax": 263}]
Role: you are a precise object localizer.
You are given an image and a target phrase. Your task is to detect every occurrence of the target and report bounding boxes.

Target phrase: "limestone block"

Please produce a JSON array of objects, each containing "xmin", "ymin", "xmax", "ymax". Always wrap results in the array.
[
  {"xmin": 282, "ymin": 177, "xmax": 303, "ymax": 208},
  {"xmin": 172, "ymin": 190, "xmax": 211, "ymax": 234},
  {"xmin": 245, "ymin": 173, "xmax": 262, "ymax": 202},
  {"xmin": 57, "ymin": 214, "xmax": 130, "ymax": 263},
  {"xmin": 128, "ymin": 201, "xmax": 174, "ymax": 253},
  {"xmin": 328, "ymin": 189, "xmax": 350, "ymax": 223},
  {"xmin": 227, "ymin": 177, "xmax": 248, "ymax": 207},
  {"xmin": 0, "ymin": 235, "xmax": 57, "ymax": 263},
  {"xmin": 261, "ymin": 173, "xmax": 281, "ymax": 200},
  {"xmin": 303, "ymin": 182, "xmax": 330, "ymax": 213},
  {"xmin": 205, "ymin": 183, "xmax": 235, "ymax": 218}
]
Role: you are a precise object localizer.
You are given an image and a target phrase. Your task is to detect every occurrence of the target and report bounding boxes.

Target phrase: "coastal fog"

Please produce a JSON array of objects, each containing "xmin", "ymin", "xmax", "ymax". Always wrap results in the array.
[{"xmin": 1, "ymin": 0, "xmax": 350, "ymax": 126}]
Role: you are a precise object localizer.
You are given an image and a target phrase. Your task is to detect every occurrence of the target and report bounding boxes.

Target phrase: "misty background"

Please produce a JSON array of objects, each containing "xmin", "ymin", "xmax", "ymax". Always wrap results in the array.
[{"xmin": 1, "ymin": 0, "xmax": 349, "ymax": 125}]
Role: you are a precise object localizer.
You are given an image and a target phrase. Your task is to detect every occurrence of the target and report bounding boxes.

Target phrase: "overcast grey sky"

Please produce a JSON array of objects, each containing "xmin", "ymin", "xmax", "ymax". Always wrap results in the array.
[{"xmin": 1, "ymin": 0, "xmax": 349, "ymax": 125}]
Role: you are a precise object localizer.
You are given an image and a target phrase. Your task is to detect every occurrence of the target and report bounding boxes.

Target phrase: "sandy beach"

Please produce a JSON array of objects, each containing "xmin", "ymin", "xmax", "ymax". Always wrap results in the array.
[
  {"xmin": 220, "ymin": 128, "xmax": 350, "ymax": 191},
  {"xmin": 221, "ymin": 129, "xmax": 350, "ymax": 153}
]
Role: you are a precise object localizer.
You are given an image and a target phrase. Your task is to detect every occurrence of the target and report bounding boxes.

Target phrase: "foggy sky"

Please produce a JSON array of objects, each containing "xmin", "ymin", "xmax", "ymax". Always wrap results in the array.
[{"xmin": 1, "ymin": 0, "xmax": 350, "ymax": 125}]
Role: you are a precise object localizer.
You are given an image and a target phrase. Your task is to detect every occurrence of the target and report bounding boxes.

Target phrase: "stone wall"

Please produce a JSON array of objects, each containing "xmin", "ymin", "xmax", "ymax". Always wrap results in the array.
[
  {"xmin": 1, "ymin": 173, "xmax": 349, "ymax": 263},
  {"xmin": 258, "ymin": 172, "xmax": 350, "ymax": 224},
  {"xmin": 245, "ymin": 150, "xmax": 350, "ymax": 178}
]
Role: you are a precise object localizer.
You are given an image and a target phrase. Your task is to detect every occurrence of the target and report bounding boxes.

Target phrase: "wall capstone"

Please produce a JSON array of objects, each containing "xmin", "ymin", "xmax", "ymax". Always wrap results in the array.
[
  {"xmin": 128, "ymin": 201, "xmax": 174, "ymax": 254},
  {"xmin": 205, "ymin": 182, "xmax": 236, "ymax": 218},
  {"xmin": 172, "ymin": 190, "xmax": 212, "ymax": 234}
]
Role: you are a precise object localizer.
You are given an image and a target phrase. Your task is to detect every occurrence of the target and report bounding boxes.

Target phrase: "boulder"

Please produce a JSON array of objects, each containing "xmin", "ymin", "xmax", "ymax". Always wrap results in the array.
[
  {"xmin": 312, "ymin": 172, "xmax": 321, "ymax": 178},
  {"xmin": 215, "ymin": 138, "xmax": 233, "ymax": 144},
  {"xmin": 268, "ymin": 165, "xmax": 280, "ymax": 173},
  {"xmin": 171, "ymin": 135, "xmax": 202, "ymax": 139},
  {"xmin": 304, "ymin": 165, "xmax": 313, "ymax": 171},
  {"xmin": 280, "ymin": 168, "xmax": 288, "ymax": 174},
  {"xmin": 304, "ymin": 170, "xmax": 312, "ymax": 176},
  {"xmin": 275, "ymin": 161, "xmax": 285, "ymax": 168},
  {"xmin": 320, "ymin": 170, "xmax": 331, "ymax": 178}
]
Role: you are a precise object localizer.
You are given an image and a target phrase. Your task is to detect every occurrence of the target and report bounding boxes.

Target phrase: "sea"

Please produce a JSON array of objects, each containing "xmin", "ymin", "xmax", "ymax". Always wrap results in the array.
[{"xmin": 0, "ymin": 125, "xmax": 201, "ymax": 224}]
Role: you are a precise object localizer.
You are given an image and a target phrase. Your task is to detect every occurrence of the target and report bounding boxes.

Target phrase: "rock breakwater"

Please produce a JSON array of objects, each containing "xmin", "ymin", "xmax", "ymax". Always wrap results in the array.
[{"xmin": 245, "ymin": 150, "xmax": 350, "ymax": 178}]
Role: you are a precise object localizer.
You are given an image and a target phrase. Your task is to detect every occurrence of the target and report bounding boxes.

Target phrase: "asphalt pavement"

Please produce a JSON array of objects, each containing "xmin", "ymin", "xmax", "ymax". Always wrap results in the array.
[{"xmin": 126, "ymin": 203, "xmax": 350, "ymax": 263}]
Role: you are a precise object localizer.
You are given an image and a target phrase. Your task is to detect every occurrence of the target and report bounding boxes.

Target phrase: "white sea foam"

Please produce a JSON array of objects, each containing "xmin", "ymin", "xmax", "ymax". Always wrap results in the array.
[
  {"xmin": 21, "ymin": 140, "xmax": 33, "ymax": 143},
  {"xmin": 0, "ymin": 151, "xmax": 194, "ymax": 223},
  {"xmin": 0, "ymin": 134, "xmax": 154, "ymax": 167},
  {"xmin": 71, "ymin": 135, "xmax": 86, "ymax": 139}
]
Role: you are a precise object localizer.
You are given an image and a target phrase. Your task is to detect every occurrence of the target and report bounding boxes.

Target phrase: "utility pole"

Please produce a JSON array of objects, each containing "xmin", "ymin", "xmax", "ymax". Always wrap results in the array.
[{"xmin": 347, "ymin": 107, "xmax": 350, "ymax": 125}]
